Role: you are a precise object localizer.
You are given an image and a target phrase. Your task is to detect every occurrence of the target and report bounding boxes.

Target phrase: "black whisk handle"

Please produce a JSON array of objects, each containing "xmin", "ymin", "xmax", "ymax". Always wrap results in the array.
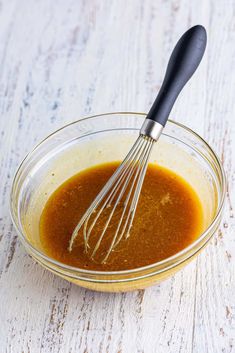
[{"xmin": 146, "ymin": 25, "xmax": 207, "ymax": 127}]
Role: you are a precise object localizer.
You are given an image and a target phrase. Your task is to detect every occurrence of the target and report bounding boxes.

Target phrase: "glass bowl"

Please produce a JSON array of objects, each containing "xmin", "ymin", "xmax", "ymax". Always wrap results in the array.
[{"xmin": 10, "ymin": 113, "xmax": 226, "ymax": 292}]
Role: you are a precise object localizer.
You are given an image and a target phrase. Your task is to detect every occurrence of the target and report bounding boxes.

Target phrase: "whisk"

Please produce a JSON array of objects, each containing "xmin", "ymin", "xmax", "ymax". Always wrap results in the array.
[{"xmin": 69, "ymin": 25, "xmax": 207, "ymax": 263}]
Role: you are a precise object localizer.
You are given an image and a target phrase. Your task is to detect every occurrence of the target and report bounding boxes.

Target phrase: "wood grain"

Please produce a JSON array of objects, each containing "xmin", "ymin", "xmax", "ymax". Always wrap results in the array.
[{"xmin": 0, "ymin": 0, "xmax": 234, "ymax": 352}]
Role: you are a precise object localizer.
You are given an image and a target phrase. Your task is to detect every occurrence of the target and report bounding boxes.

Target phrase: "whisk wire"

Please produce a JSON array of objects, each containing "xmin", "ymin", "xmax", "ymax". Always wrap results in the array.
[
  {"xmin": 83, "ymin": 136, "xmax": 146, "ymax": 250},
  {"xmin": 101, "ymin": 138, "xmax": 154, "ymax": 262},
  {"xmin": 113, "ymin": 137, "xmax": 154, "ymax": 247},
  {"xmin": 90, "ymin": 137, "xmax": 153, "ymax": 260},
  {"xmin": 125, "ymin": 138, "xmax": 155, "ymax": 238},
  {"xmin": 69, "ymin": 135, "xmax": 155, "ymax": 263},
  {"xmin": 68, "ymin": 136, "xmax": 143, "ymax": 252}
]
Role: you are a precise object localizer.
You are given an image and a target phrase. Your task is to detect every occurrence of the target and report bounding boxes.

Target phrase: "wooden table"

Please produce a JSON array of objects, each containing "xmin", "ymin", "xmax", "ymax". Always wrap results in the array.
[{"xmin": 0, "ymin": 1, "xmax": 234, "ymax": 352}]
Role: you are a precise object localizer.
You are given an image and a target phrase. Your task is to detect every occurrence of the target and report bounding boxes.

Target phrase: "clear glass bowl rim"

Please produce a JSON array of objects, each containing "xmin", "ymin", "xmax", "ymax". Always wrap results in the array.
[{"xmin": 10, "ymin": 112, "xmax": 227, "ymax": 277}]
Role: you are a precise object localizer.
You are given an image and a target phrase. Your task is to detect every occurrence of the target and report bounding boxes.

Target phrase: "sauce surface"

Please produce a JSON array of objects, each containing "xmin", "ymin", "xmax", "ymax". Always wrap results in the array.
[{"xmin": 40, "ymin": 162, "xmax": 203, "ymax": 271}]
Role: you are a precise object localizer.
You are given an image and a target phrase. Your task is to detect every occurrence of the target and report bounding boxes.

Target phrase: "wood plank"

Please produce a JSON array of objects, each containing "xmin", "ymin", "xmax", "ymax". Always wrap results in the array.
[{"xmin": 0, "ymin": 1, "xmax": 234, "ymax": 352}]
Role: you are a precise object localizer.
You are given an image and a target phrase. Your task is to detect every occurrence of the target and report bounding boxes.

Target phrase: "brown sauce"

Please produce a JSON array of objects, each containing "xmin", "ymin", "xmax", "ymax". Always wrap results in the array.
[{"xmin": 40, "ymin": 162, "xmax": 203, "ymax": 271}]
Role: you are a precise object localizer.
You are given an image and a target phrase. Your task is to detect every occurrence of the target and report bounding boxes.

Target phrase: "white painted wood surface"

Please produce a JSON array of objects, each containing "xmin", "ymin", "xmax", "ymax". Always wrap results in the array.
[{"xmin": 0, "ymin": 1, "xmax": 234, "ymax": 352}]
